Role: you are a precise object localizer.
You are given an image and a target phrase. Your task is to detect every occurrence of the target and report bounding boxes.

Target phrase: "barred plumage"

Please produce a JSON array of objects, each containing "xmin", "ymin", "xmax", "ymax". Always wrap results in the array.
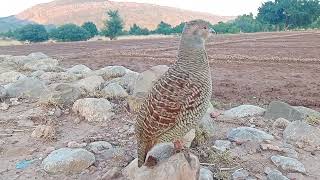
[{"xmin": 136, "ymin": 19, "xmax": 214, "ymax": 167}]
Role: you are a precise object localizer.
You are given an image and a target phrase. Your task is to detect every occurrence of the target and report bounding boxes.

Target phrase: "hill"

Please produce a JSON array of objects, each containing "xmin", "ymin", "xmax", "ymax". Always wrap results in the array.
[
  {"xmin": 14, "ymin": 0, "xmax": 234, "ymax": 30},
  {"xmin": 0, "ymin": 16, "xmax": 33, "ymax": 32}
]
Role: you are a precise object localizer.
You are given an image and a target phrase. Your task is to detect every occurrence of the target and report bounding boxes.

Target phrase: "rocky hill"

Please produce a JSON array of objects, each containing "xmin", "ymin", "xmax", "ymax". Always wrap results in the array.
[{"xmin": 15, "ymin": 0, "xmax": 234, "ymax": 30}]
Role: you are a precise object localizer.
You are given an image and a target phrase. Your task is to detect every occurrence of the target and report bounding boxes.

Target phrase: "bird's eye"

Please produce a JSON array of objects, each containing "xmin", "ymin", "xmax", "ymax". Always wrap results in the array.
[{"xmin": 203, "ymin": 26, "xmax": 207, "ymax": 29}]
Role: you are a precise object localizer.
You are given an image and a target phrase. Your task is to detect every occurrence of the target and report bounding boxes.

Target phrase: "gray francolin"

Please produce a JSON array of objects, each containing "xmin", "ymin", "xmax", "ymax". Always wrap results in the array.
[{"xmin": 136, "ymin": 19, "xmax": 214, "ymax": 167}]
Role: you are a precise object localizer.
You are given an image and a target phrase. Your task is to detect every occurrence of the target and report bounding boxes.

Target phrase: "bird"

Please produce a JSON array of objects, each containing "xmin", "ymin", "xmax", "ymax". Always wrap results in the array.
[{"xmin": 135, "ymin": 19, "xmax": 214, "ymax": 167}]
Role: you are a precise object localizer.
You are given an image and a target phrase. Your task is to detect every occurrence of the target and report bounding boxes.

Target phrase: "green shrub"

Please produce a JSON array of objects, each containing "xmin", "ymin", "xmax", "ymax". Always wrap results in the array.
[
  {"xmin": 50, "ymin": 24, "xmax": 90, "ymax": 42},
  {"xmin": 14, "ymin": 24, "xmax": 48, "ymax": 42},
  {"xmin": 81, "ymin": 22, "xmax": 98, "ymax": 38}
]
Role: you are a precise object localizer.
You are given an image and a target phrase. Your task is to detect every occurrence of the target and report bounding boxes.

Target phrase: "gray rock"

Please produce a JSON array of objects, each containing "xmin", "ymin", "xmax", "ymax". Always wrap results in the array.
[
  {"xmin": 72, "ymin": 98, "xmax": 114, "ymax": 122},
  {"xmin": 106, "ymin": 70, "xmax": 139, "ymax": 94},
  {"xmin": 87, "ymin": 141, "xmax": 113, "ymax": 155},
  {"xmin": 265, "ymin": 167, "xmax": 289, "ymax": 180},
  {"xmin": 0, "ymin": 71, "xmax": 26, "ymax": 84},
  {"xmin": 93, "ymin": 65, "xmax": 128, "ymax": 80},
  {"xmin": 31, "ymin": 70, "xmax": 45, "ymax": 78},
  {"xmin": 39, "ymin": 72, "xmax": 78, "ymax": 84},
  {"xmin": 227, "ymin": 127, "xmax": 273, "ymax": 143},
  {"xmin": 75, "ymin": 75, "xmax": 104, "ymax": 93},
  {"xmin": 283, "ymin": 121, "xmax": 320, "ymax": 148},
  {"xmin": 5, "ymin": 77, "xmax": 47, "ymax": 98},
  {"xmin": 27, "ymin": 52, "xmax": 49, "ymax": 60},
  {"xmin": 101, "ymin": 83, "xmax": 128, "ymax": 99},
  {"xmin": 67, "ymin": 64, "xmax": 92, "ymax": 75},
  {"xmin": 42, "ymin": 148, "xmax": 95, "ymax": 174},
  {"xmin": 223, "ymin": 105, "xmax": 266, "ymax": 118},
  {"xmin": 39, "ymin": 83, "xmax": 83, "ymax": 107},
  {"xmin": 270, "ymin": 155, "xmax": 306, "ymax": 173},
  {"xmin": 213, "ymin": 140, "xmax": 231, "ymax": 152},
  {"xmin": 23, "ymin": 58, "xmax": 59, "ymax": 72},
  {"xmin": 199, "ymin": 102, "xmax": 216, "ymax": 135},
  {"xmin": 272, "ymin": 118, "xmax": 290, "ymax": 129},
  {"xmin": 293, "ymin": 106, "xmax": 320, "ymax": 117},
  {"xmin": 264, "ymin": 101, "xmax": 305, "ymax": 121},
  {"xmin": 199, "ymin": 168, "xmax": 213, "ymax": 180},
  {"xmin": 0, "ymin": 85, "xmax": 6, "ymax": 99},
  {"xmin": 232, "ymin": 168, "xmax": 249, "ymax": 180}
]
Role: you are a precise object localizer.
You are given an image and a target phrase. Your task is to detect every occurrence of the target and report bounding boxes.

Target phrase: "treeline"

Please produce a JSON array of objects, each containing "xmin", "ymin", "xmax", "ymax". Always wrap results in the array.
[{"xmin": 1, "ymin": 0, "xmax": 320, "ymax": 42}]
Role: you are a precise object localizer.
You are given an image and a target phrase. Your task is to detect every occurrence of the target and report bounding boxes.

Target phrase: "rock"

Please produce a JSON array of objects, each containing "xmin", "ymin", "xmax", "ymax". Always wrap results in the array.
[
  {"xmin": 23, "ymin": 58, "xmax": 60, "ymax": 72},
  {"xmin": 67, "ymin": 141, "xmax": 87, "ymax": 148},
  {"xmin": 42, "ymin": 148, "xmax": 95, "ymax": 174},
  {"xmin": 271, "ymin": 155, "xmax": 305, "ymax": 173},
  {"xmin": 93, "ymin": 65, "xmax": 128, "ymax": 80},
  {"xmin": 72, "ymin": 98, "xmax": 114, "ymax": 122},
  {"xmin": 5, "ymin": 77, "xmax": 47, "ymax": 99},
  {"xmin": 223, "ymin": 105, "xmax": 266, "ymax": 118},
  {"xmin": 0, "ymin": 85, "xmax": 6, "ymax": 99},
  {"xmin": 199, "ymin": 102, "xmax": 216, "ymax": 135},
  {"xmin": 87, "ymin": 141, "xmax": 113, "ymax": 154},
  {"xmin": 0, "ymin": 71, "xmax": 26, "ymax": 84},
  {"xmin": 265, "ymin": 167, "xmax": 289, "ymax": 180},
  {"xmin": 145, "ymin": 142, "xmax": 176, "ymax": 165},
  {"xmin": 10, "ymin": 98, "xmax": 21, "ymax": 106},
  {"xmin": 293, "ymin": 106, "xmax": 320, "ymax": 117},
  {"xmin": 39, "ymin": 72, "xmax": 78, "ymax": 84},
  {"xmin": 283, "ymin": 121, "xmax": 320, "ymax": 148},
  {"xmin": 232, "ymin": 168, "xmax": 249, "ymax": 180},
  {"xmin": 264, "ymin": 101, "xmax": 305, "ymax": 121},
  {"xmin": 272, "ymin": 118, "xmax": 290, "ymax": 129},
  {"xmin": 101, "ymin": 83, "xmax": 128, "ymax": 99},
  {"xmin": 75, "ymin": 75, "xmax": 104, "ymax": 93},
  {"xmin": 199, "ymin": 168, "xmax": 213, "ymax": 180},
  {"xmin": 67, "ymin": 64, "xmax": 92, "ymax": 75},
  {"xmin": 213, "ymin": 140, "xmax": 231, "ymax": 152},
  {"xmin": 31, "ymin": 125, "xmax": 55, "ymax": 139},
  {"xmin": 100, "ymin": 167, "xmax": 122, "ymax": 180},
  {"xmin": 5, "ymin": 55, "xmax": 31, "ymax": 66},
  {"xmin": 123, "ymin": 152, "xmax": 199, "ymax": 180},
  {"xmin": 227, "ymin": 127, "xmax": 274, "ymax": 143},
  {"xmin": 106, "ymin": 70, "xmax": 140, "ymax": 94},
  {"xmin": 30, "ymin": 70, "xmax": 45, "ymax": 78},
  {"xmin": 27, "ymin": 52, "xmax": 49, "ymax": 60},
  {"xmin": 39, "ymin": 83, "xmax": 83, "ymax": 107},
  {"xmin": 0, "ymin": 102, "xmax": 9, "ymax": 110}
]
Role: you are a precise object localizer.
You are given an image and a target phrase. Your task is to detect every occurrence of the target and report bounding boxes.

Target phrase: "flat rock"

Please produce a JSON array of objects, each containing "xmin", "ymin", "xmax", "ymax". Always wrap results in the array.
[
  {"xmin": 199, "ymin": 168, "xmax": 213, "ymax": 180},
  {"xmin": 265, "ymin": 167, "xmax": 289, "ymax": 180},
  {"xmin": 72, "ymin": 98, "xmax": 114, "ymax": 122},
  {"xmin": 101, "ymin": 83, "xmax": 128, "ymax": 99},
  {"xmin": 23, "ymin": 58, "xmax": 60, "ymax": 72},
  {"xmin": 5, "ymin": 77, "xmax": 47, "ymax": 99},
  {"xmin": 223, "ymin": 105, "xmax": 266, "ymax": 118},
  {"xmin": 270, "ymin": 155, "xmax": 306, "ymax": 173},
  {"xmin": 123, "ymin": 152, "xmax": 199, "ymax": 180},
  {"xmin": 283, "ymin": 121, "xmax": 320, "ymax": 148},
  {"xmin": 227, "ymin": 127, "xmax": 274, "ymax": 143},
  {"xmin": 42, "ymin": 148, "xmax": 95, "ymax": 174},
  {"xmin": 0, "ymin": 71, "xmax": 26, "ymax": 84},
  {"xmin": 264, "ymin": 101, "xmax": 305, "ymax": 121},
  {"xmin": 75, "ymin": 75, "xmax": 104, "ymax": 93}
]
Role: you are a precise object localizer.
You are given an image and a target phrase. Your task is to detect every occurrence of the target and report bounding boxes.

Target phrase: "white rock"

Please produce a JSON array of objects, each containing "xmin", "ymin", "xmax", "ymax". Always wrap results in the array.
[
  {"xmin": 101, "ymin": 83, "xmax": 128, "ymax": 99},
  {"xmin": 271, "ymin": 155, "xmax": 306, "ymax": 173},
  {"xmin": 0, "ymin": 102, "xmax": 9, "ymax": 110},
  {"xmin": 72, "ymin": 98, "xmax": 114, "ymax": 122},
  {"xmin": 75, "ymin": 75, "xmax": 104, "ymax": 93},
  {"xmin": 0, "ymin": 71, "xmax": 26, "ymax": 84},
  {"xmin": 223, "ymin": 105, "xmax": 266, "ymax": 118},
  {"xmin": 42, "ymin": 148, "xmax": 95, "ymax": 174}
]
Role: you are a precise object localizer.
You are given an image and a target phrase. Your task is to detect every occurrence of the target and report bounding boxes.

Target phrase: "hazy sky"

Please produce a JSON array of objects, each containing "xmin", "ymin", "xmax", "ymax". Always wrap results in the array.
[{"xmin": 0, "ymin": 0, "xmax": 268, "ymax": 17}]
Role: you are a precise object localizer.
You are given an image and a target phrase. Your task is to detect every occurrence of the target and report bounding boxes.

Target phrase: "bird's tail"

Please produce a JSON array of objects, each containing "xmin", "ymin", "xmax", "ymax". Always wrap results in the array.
[{"xmin": 137, "ymin": 140, "xmax": 153, "ymax": 167}]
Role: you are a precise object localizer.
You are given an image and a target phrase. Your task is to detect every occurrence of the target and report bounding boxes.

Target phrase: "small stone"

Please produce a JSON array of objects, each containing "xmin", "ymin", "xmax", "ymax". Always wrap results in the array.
[
  {"xmin": 31, "ymin": 125, "xmax": 55, "ymax": 139},
  {"xmin": 87, "ymin": 141, "xmax": 113, "ymax": 154},
  {"xmin": 199, "ymin": 168, "xmax": 213, "ymax": 180},
  {"xmin": 212, "ymin": 140, "xmax": 231, "ymax": 152},
  {"xmin": 260, "ymin": 144, "xmax": 284, "ymax": 152},
  {"xmin": 9, "ymin": 98, "xmax": 21, "ymax": 105},
  {"xmin": 272, "ymin": 118, "xmax": 290, "ymax": 129},
  {"xmin": 232, "ymin": 168, "xmax": 249, "ymax": 180},
  {"xmin": 223, "ymin": 105, "xmax": 266, "ymax": 118},
  {"xmin": 67, "ymin": 141, "xmax": 87, "ymax": 148},
  {"xmin": 265, "ymin": 167, "xmax": 289, "ymax": 180},
  {"xmin": 270, "ymin": 155, "xmax": 306, "ymax": 173},
  {"xmin": 0, "ymin": 102, "xmax": 9, "ymax": 110},
  {"xmin": 227, "ymin": 127, "xmax": 274, "ymax": 143}
]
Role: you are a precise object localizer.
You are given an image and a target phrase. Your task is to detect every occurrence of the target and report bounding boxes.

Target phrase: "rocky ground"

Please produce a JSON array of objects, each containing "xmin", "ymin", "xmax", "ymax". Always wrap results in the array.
[{"xmin": 0, "ymin": 32, "xmax": 320, "ymax": 180}]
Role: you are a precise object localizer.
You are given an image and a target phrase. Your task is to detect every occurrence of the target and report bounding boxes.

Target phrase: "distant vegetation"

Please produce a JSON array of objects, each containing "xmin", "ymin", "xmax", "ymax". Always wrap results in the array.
[{"xmin": 1, "ymin": 0, "xmax": 319, "ymax": 43}]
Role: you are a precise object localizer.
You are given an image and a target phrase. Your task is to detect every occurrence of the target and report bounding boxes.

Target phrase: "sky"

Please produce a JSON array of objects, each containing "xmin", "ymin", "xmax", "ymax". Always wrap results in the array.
[{"xmin": 0, "ymin": 0, "xmax": 268, "ymax": 17}]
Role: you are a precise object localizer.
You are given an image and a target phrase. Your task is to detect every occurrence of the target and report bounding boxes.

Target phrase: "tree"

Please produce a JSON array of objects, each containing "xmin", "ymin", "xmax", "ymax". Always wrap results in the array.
[
  {"xmin": 211, "ymin": 21, "xmax": 240, "ymax": 34},
  {"xmin": 311, "ymin": 16, "xmax": 320, "ymax": 28},
  {"xmin": 81, "ymin": 22, "xmax": 98, "ymax": 38},
  {"xmin": 101, "ymin": 10, "xmax": 124, "ymax": 40},
  {"xmin": 172, "ymin": 22, "xmax": 186, "ymax": 33},
  {"xmin": 14, "ymin": 24, "xmax": 48, "ymax": 42},
  {"xmin": 50, "ymin": 24, "xmax": 90, "ymax": 42},
  {"xmin": 233, "ymin": 13, "xmax": 263, "ymax": 33},
  {"xmin": 155, "ymin": 21, "xmax": 173, "ymax": 35},
  {"xmin": 129, "ymin": 24, "xmax": 150, "ymax": 35}
]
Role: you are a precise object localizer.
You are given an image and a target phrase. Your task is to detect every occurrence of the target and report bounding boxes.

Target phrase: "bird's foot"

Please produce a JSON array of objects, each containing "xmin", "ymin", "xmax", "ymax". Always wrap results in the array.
[{"xmin": 173, "ymin": 139, "xmax": 192, "ymax": 167}]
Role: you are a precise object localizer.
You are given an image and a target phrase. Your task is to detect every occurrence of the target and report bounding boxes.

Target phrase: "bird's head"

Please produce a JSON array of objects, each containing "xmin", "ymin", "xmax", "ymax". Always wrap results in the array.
[{"xmin": 181, "ymin": 19, "xmax": 215, "ymax": 46}]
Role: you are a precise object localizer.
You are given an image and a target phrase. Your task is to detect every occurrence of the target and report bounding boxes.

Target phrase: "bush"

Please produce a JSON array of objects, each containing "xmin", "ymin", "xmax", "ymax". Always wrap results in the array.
[
  {"xmin": 50, "ymin": 24, "xmax": 90, "ymax": 42},
  {"xmin": 14, "ymin": 24, "xmax": 48, "ymax": 42},
  {"xmin": 81, "ymin": 22, "xmax": 98, "ymax": 38},
  {"xmin": 172, "ymin": 22, "xmax": 186, "ymax": 33},
  {"xmin": 311, "ymin": 16, "xmax": 320, "ymax": 29},
  {"xmin": 155, "ymin": 21, "xmax": 173, "ymax": 35},
  {"xmin": 101, "ymin": 10, "xmax": 124, "ymax": 40},
  {"xmin": 129, "ymin": 24, "xmax": 150, "ymax": 35}
]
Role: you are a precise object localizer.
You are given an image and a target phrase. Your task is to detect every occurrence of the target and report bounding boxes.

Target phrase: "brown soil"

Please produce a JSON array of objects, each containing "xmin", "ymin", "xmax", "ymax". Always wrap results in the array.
[{"xmin": 1, "ymin": 31, "xmax": 319, "ymax": 110}]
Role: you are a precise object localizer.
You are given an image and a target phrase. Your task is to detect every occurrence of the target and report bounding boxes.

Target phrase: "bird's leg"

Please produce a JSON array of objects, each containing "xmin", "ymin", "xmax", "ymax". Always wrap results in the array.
[{"xmin": 173, "ymin": 139, "xmax": 192, "ymax": 167}]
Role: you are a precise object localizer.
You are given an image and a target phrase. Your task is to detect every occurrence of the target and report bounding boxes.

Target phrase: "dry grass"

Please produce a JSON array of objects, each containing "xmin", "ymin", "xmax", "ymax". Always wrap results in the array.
[
  {"xmin": 306, "ymin": 115, "xmax": 320, "ymax": 125},
  {"xmin": 0, "ymin": 39, "xmax": 22, "ymax": 46}
]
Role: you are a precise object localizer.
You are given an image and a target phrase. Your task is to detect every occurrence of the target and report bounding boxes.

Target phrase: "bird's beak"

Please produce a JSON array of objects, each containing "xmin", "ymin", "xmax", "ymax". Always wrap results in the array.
[{"xmin": 210, "ymin": 28, "xmax": 217, "ymax": 34}]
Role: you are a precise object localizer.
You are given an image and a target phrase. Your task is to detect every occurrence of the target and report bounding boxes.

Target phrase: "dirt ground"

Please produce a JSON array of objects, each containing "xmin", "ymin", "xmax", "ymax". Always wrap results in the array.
[{"xmin": 1, "ymin": 31, "xmax": 319, "ymax": 110}]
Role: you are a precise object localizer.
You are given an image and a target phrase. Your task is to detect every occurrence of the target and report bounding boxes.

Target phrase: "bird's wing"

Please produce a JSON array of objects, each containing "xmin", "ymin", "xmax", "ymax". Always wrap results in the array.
[{"xmin": 136, "ymin": 68, "xmax": 203, "ymax": 140}]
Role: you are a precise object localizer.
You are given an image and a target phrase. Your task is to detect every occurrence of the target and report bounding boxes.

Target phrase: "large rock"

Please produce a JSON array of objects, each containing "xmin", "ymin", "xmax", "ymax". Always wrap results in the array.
[
  {"xmin": 270, "ymin": 155, "xmax": 306, "ymax": 173},
  {"xmin": 67, "ymin": 64, "xmax": 92, "ymax": 75},
  {"xmin": 123, "ymin": 152, "xmax": 199, "ymax": 180},
  {"xmin": 223, "ymin": 105, "xmax": 266, "ymax": 118},
  {"xmin": 92, "ymin": 66, "xmax": 128, "ymax": 80},
  {"xmin": 264, "ymin": 101, "xmax": 305, "ymax": 121},
  {"xmin": 39, "ymin": 72, "xmax": 79, "ymax": 84},
  {"xmin": 72, "ymin": 98, "xmax": 114, "ymax": 122},
  {"xmin": 42, "ymin": 148, "xmax": 95, "ymax": 174},
  {"xmin": 106, "ymin": 70, "xmax": 139, "ymax": 94},
  {"xmin": 27, "ymin": 52, "xmax": 49, "ymax": 60},
  {"xmin": 227, "ymin": 127, "xmax": 274, "ymax": 143},
  {"xmin": 101, "ymin": 83, "xmax": 128, "ymax": 99},
  {"xmin": 293, "ymin": 106, "xmax": 320, "ymax": 118},
  {"xmin": 0, "ymin": 71, "xmax": 26, "ymax": 84},
  {"xmin": 39, "ymin": 83, "xmax": 83, "ymax": 106},
  {"xmin": 5, "ymin": 77, "xmax": 47, "ymax": 98},
  {"xmin": 23, "ymin": 58, "xmax": 60, "ymax": 72},
  {"xmin": 75, "ymin": 75, "xmax": 104, "ymax": 94},
  {"xmin": 283, "ymin": 121, "xmax": 320, "ymax": 148}
]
